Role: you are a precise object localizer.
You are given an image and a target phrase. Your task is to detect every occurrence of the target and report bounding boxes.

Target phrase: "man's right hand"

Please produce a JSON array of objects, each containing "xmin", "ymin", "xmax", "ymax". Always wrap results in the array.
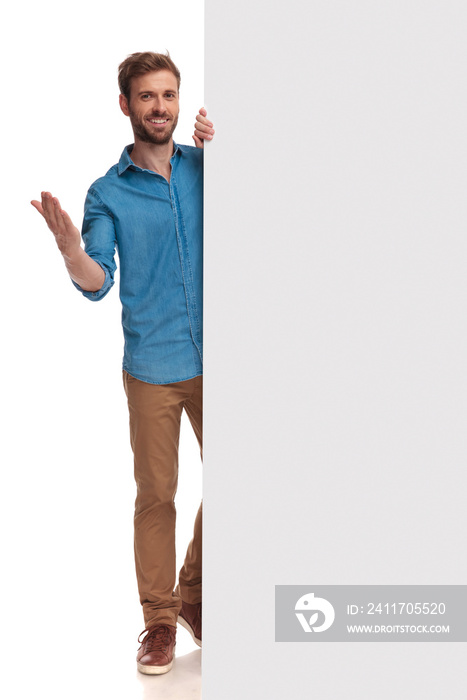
[
  {"xmin": 30, "ymin": 191, "xmax": 105, "ymax": 292},
  {"xmin": 31, "ymin": 192, "xmax": 81, "ymax": 260}
]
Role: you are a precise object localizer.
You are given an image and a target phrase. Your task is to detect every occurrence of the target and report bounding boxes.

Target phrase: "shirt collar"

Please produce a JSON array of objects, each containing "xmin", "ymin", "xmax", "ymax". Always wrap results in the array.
[{"xmin": 117, "ymin": 141, "xmax": 181, "ymax": 176}]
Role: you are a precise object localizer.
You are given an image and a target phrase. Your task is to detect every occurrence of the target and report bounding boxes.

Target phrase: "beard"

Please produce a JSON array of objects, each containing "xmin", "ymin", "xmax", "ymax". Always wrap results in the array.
[{"xmin": 129, "ymin": 109, "xmax": 178, "ymax": 145}]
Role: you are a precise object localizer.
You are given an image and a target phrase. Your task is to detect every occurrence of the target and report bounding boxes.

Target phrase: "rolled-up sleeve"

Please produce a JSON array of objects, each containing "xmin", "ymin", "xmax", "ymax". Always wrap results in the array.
[{"xmin": 71, "ymin": 186, "xmax": 117, "ymax": 301}]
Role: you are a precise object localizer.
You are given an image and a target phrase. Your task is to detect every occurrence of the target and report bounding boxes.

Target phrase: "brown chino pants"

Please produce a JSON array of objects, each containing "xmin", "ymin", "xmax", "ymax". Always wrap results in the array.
[{"xmin": 123, "ymin": 370, "xmax": 203, "ymax": 629}]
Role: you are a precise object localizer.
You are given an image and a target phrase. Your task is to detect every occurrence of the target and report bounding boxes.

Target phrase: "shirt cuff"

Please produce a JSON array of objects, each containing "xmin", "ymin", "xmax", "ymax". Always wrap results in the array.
[{"xmin": 71, "ymin": 265, "xmax": 114, "ymax": 301}]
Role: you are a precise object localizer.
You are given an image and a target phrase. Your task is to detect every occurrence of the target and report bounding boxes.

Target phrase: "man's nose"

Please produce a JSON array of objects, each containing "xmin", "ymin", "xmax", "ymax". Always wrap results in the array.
[{"xmin": 152, "ymin": 97, "xmax": 166, "ymax": 113}]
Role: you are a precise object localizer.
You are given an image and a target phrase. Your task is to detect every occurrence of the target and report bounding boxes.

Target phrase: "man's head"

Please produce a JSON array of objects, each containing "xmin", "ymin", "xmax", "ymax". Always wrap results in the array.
[
  {"xmin": 118, "ymin": 52, "xmax": 181, "ymax": 146},
  {"xmin": 118, "ymin": 52, "xmax": 181, "ymax": 103}
]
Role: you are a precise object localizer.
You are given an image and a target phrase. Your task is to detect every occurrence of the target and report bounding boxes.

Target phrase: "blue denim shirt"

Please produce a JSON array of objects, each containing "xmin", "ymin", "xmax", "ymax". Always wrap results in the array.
[{"xmin": 73, "ymin": 142, "xmax": 203, "ymax": 384}]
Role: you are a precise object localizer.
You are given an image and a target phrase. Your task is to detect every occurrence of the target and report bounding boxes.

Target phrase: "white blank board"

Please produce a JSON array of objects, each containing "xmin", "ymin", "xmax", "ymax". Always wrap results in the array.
[{"xmin": 203, "ymin": 1, "xmax": 467, "ymax": 698}]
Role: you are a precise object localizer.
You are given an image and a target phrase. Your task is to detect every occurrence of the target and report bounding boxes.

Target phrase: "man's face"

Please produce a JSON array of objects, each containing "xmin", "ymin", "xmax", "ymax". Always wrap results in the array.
[{"xmin": 120, "ymin": 70, "xmax": 180, "ymax": 146}]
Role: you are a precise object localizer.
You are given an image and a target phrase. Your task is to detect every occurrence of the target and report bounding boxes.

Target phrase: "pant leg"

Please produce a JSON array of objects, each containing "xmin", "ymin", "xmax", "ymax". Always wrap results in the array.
[
  {"xmin": 123, "ymin": 370, "xmax": 197, "ymax": 628},
  {"xmin": 177, "ymin": 375, "xmax": 203, "ymax": 605}
]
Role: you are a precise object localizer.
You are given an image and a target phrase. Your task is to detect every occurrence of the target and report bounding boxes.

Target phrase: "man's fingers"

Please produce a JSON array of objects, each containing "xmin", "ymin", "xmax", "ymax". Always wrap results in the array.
[
  {"xmin": 41, "ymin": 191, "xmax": 54, "ymax": 210},
  {"xmin": 49, "ymin": 197, "xmax": 63, "ymax": 232},
  {"xmin": 32, "ymin": 191, "xmax": 80, "ymax": 258},
  {"xmin": 38, "ymin": 192, "xmax": 64, "ymax": 235},
  {"xmin": 60, "ymin": 208, "xmax": 77, "ymax": 234},
  {"xmin": 54, "ymin": 197, "xmax": 70, "ymax": 231},
  {"xmin": 197, "ymin": 108, "xmax": 213, "ymax": 125},
  {"xmin": 196, "ymin": 115, "xmax": 213, "ymax": 128},
  {"xmin": 31, "ymin": 200, "xmax": 45, "ymax": 217},
  {"xmin": 199, "ymin": 106, "xmax": 207, "ymax": 117},
  {"xmin": 193, "ymin": 107, "xmax": 214, "ymax": 146},
  {"xmin": 194, "ymin": 127, "xmax": 214, "ymax": 142},
  {"xmin": 40, "ymin": 193, "xmax": 54, "ymax": 229},
  {"xmin": 194, "ymin": 116, "xmax": 215, "ymax": 140},
  {"xmin": 41, "ymin": 192, "xmax": 57, "ymax": 226},
  {"xmin": 195, "ymin": 120, "xmax": 214, "ymax": 132}
]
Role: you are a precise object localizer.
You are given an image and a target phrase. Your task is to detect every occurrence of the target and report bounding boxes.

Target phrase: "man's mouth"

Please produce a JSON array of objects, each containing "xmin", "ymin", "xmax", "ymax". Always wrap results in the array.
[{"xmin": 148, "ymin": 118, "xmax": 169, "ymax": 125}]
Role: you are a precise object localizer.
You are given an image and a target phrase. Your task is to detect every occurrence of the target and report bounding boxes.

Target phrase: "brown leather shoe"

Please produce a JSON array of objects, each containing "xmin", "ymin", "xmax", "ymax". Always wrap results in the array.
[
  {"xmin": 136, "ymin": 624, "xmax": 176, "ymax": 675},
  {"xmin": 178, "ymin": 600, "xmax": 202, "ymax": 647}
]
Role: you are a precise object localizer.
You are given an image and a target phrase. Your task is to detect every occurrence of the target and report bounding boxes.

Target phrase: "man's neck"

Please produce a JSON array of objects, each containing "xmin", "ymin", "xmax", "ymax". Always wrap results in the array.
[{"xmin": 129, "ymin": 138, "xmax": 174, "ymax": 182}]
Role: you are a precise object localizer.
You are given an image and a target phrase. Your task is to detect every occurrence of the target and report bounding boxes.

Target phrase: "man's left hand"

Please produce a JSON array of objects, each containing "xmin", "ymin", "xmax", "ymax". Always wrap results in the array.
[{"xmin": 193, "ymin": 108, "xmax": 215, "ymax": 149}]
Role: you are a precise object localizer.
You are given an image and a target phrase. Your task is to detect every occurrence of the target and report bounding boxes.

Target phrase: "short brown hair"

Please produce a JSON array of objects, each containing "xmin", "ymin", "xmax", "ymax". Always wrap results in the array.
[{"xmin": 118, "ymin": 51, "xmax": 181, "ymax": 102}]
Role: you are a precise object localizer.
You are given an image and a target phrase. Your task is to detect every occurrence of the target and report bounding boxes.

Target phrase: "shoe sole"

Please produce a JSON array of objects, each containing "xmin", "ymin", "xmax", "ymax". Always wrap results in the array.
[
  {"xmin": 177, "ymin": 615, "xmax": 202, "ymax": 647},
  {"xmin": 137, "ymin": 658, "xmax": 174, "ymax": 675}
]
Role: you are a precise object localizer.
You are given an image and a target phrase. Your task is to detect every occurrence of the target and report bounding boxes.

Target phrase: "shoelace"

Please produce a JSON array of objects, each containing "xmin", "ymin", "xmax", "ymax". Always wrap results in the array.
[{"xmin": 138, "ymin": 624, "xmax": 174, "ymax": 651}]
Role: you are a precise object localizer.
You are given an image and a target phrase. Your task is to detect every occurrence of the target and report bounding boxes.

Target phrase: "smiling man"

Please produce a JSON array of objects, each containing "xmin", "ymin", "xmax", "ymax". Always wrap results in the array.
[
  {"xmin": 121, "ymin": 71, "xmax": 179, "ymax": 147},
  {"xmin": 31, "ymin": 51, "xmax": 214, "ymax": 675}
]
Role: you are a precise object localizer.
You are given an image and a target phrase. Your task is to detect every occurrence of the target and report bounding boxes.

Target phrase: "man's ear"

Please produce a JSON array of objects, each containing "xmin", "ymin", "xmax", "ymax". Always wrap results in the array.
[{"xmin": 119, "ymin": 93, "xmax": 130, "ymax": 117}]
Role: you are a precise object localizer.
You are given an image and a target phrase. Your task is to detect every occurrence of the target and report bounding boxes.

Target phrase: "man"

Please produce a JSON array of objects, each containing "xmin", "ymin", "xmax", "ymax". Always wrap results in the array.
[{"xmin": 31, "ymin": 52, "xmax": 214, "ymax": 675}]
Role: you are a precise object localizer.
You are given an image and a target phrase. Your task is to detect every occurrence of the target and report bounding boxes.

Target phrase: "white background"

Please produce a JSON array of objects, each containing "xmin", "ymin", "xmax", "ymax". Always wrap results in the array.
[
  {"xmin": 3, "ymin": 1, "xmax": 467, "ymax": 699},
  {"xmin": 1, "ymin": 2, "xmax": 204, "ymax": 698}
]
